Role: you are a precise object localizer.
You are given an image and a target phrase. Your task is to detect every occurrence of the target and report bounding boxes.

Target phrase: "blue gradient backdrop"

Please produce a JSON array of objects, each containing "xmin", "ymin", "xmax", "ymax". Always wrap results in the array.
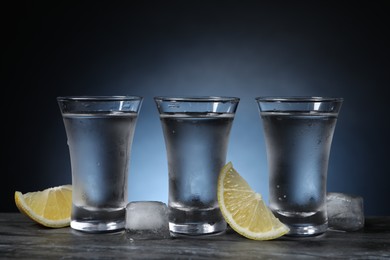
[{"xmin": 3, "ymin": 1, "xmax": 389, "ymax": 215}]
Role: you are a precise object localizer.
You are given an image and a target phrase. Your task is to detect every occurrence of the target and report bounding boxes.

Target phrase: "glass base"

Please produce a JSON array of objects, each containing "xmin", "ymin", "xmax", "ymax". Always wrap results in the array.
[
  {"xmin": 272, "ymin": 209, "xmax": 328, "ymax": 237},
  {"xmin": 71, "ymin": 206, "xmax": 126, "ymax": 233},
  {"xmin": 71, "ymin": 220, "xmax": 125, "ymax": 233},
  {"xmin": 285, "ymin": 222, "xmax": 328, "ymax": 237},
  {"xmin": 169, "ymin": 221, "xmax": 227, "ymax": 237}
]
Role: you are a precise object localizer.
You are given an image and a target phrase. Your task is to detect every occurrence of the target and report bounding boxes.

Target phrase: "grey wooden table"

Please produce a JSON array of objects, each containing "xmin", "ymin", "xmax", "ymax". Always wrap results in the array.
[{"xmin": 1, "ymin": 213, "xmax": 389, "ymax": 259}]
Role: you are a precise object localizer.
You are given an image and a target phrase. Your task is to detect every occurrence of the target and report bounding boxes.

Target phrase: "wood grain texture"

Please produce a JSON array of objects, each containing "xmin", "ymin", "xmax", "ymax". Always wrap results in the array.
[{"xmin": 1, "ymin": 213, "xmax": 389, "ymax": 259}]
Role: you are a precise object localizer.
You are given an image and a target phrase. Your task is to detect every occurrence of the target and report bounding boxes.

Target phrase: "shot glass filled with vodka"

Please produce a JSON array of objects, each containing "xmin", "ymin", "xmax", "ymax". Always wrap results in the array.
[{"xmin": 154, "ymin": 96, "xmax": 240, "ymax": 236}]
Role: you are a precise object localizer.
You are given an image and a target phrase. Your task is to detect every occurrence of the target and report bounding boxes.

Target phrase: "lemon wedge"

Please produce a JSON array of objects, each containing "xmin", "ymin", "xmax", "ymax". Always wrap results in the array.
[
  {"xmin": 15, "ymin": 185, "xmax": 72, "ymax": 228},
  {"xmin": 217, "ymin": 162, "xmax": 289, "ymax": 240}
]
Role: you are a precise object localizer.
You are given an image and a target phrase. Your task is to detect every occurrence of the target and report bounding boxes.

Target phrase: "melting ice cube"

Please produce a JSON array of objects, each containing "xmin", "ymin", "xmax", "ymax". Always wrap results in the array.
[
  {"xmin": 327, "ymin": 192, "xmax": 365, "ymax": 231},
  {"xmin": 125, "ymin": 201, "xmax": 171, "ymax": 240}
]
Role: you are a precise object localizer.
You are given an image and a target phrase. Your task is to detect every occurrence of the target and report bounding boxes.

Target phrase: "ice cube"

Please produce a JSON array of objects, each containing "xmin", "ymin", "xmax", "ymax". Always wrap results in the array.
[
  {"xmin": 327, "ymin": 192, "xmax": 365, "ymax": 231},
  {"xmin": 125, "ymin": 201, "xmax": 171, "ymax": 240}
]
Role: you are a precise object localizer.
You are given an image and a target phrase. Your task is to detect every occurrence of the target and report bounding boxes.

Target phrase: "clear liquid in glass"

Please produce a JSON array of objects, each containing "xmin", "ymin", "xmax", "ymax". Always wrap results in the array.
[
  {"xmin": 261, "ymin": 111, "xmax": 338, "ymax": 236},
  {"xmin": 160, "ymin": 112, "xmax": 233, "ymax": 236},
  {"xmin": 63, "ymin": 112, "xmax": 138, "ymax": 232}
]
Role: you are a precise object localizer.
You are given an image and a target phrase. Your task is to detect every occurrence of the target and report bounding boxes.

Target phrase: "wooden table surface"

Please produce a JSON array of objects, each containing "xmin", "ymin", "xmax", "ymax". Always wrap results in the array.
[{"xmin": 1, "ymin": 213, "xmax": 389, "ymax": 259}]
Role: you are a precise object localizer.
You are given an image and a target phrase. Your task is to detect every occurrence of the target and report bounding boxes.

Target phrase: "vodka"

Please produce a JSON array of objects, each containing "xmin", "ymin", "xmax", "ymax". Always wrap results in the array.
[
  {"xmin": 62, "ymin": 112, "xmax": 138, "ymax": 232},
  {"xmin": 160, "ymin": 112, "xmax": 234, "ymax": 235},
  {"xmin": 261, "ymin": 111, "xmax": 338, "ymax": 236}
]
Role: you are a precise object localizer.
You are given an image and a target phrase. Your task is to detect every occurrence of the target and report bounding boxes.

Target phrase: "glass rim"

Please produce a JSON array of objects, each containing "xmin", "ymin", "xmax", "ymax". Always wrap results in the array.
[
  {"xmin": 255, "ymin": 96, "xmax": 343, "ymax": 103},
  {"xmin": 57, "ymin": 96, "xmax": 143, "ymax": 101},
  {"xmin": 154, "ymin": 96, "xmax": 240, "ymax": 102}
]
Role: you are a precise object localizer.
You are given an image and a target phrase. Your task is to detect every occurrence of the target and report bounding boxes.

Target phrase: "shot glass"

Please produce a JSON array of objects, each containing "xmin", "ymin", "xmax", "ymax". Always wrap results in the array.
[
  {"xmin": 154, "ymin": 96, "xmax": 240, "ymax": 236},
  {"xmin": 57, "ymin": 96, "xmax": 143, "ymax": 233},
  {"xmin": 256, "ymin": 96, "xmax": 343, "ymax": 236}
]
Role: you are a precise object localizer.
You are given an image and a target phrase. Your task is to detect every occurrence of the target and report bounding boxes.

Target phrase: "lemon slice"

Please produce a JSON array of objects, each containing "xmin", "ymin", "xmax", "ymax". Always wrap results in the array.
[
  {"xmin": 218, "ymin": 162, "xmax": 289, "ymax": 240},
  {"xmin": 15, "ymin": 185, "xmax": 72, "ymax": 228}
]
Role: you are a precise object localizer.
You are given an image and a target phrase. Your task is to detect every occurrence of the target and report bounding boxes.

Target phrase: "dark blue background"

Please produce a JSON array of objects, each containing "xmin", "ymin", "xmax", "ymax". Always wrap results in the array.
[{"xmin": 3, "ymin": 1, "xmax": 389, "ymax": 215}]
